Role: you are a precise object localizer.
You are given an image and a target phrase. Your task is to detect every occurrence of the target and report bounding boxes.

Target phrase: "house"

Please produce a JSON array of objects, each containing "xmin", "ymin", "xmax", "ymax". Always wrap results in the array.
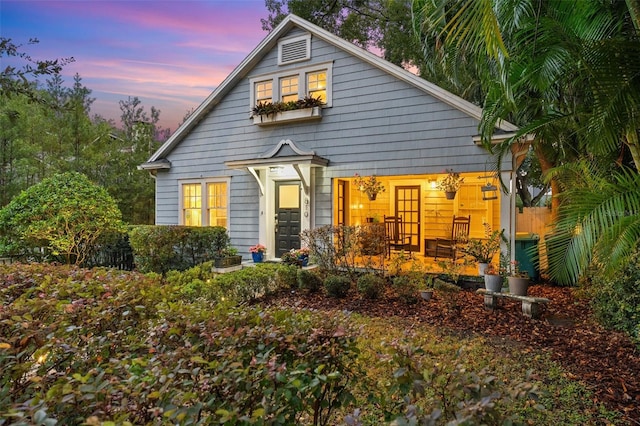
[{"xmin": 140, "ymin": 14, "xmax": 522, "ymax": 263}]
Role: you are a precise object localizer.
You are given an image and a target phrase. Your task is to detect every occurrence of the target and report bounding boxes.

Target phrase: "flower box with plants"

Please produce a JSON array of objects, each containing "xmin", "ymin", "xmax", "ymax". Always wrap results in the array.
[
  {"xmin": 354, "ymin": 173, "xmax": 386, "ymax": 201},
  {"xmin": 249, "ymin": 244, "xmax": 266, "ymax": 263},
  {"xmin": 437, "ymin": 169, "xmax": 464, "ymax": 199},
  {"xmin": 210, "ymin": 227, "xmax": 242, "ymax": 269},
  {"xmin": 251, "ymin": 96, "xmax": 324, "ymax": 125}
]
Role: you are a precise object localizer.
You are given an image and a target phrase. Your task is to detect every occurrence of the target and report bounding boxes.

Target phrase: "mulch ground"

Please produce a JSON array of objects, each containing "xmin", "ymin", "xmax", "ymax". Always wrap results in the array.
[{"xmin": 262, "ymin": 284, "xmax": 640, "ymax": 423}]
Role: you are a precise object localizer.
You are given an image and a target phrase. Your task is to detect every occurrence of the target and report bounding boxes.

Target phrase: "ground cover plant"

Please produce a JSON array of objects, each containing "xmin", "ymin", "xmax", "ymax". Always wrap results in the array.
[{"xmin": 0, "ymin": 262, "xmax": 634, "ymax": 424}]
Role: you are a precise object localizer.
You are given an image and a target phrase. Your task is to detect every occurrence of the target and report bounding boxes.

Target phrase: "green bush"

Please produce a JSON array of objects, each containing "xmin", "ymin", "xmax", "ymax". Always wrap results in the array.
[
  {"xmin": 324, "ymin": 274, "xmax": 351, "ymax": 298},
  {"xmin": 357, "ymin": 273, "xmax": 385, "ymax": 299},
  {"xmin": 0, "ymin": 263, "xmax": 359, "ymax": 425},
  {"xmin": 128, "ymin": 225, "xmax": 231, "ymax": 274},
  {"xmin": 298, "ymin": 268, "xmax": 323, "ymax": 292},
  {"xmin": 591, "ymin": 248, "xmax": 640, "ymax": 345},
  {"xmin": 392, "ymin": 275, "xmax": 419, "ymax": 304},
  {"xmin": 0, "ymin": 172, "xmax": 124, "ymax": 265}
]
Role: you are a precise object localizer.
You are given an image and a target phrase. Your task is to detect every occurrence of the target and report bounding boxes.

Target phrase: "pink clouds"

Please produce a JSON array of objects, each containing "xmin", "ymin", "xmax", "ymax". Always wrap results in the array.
[{"xmin": 2, "ymin": 0, "xmax": 269, "ymax": 130}]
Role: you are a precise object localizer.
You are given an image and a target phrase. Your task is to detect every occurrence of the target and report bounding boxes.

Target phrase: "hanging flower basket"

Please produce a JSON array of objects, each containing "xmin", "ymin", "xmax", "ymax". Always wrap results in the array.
[
  {"xmin": 354, "ymin": 173, "xmax": 385, "ymax": 201},
  {"xmin": 445, "ymin": 191, "xmax": 457, "ymax": 200}
]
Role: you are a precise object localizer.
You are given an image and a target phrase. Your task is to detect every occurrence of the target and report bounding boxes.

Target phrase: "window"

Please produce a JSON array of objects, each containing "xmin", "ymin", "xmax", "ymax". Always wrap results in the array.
[
  {"xmin": 248, "ymin": 61, "xmax": 333, "ymax": 111},
  {"xmin": 183, "ymin": 183, "xmax": 202, "ymax": 226},
  {"xmin": 207, "ymin": 182, "xmax": 227, "ymax": 227},
  {"xmin": 255, "ymin": 80, "xmax": 272, "ymax": 104},
  {"xmin": 181, "ymin": 180, "xmax": 228, "ymax": 227},
  {"xmin": 280, "ymin": 76, "xmax": 298, "ymax": 102},
  {"xmin": 307, "ymin": 71, "xmax": 326, "ymax": 102}
]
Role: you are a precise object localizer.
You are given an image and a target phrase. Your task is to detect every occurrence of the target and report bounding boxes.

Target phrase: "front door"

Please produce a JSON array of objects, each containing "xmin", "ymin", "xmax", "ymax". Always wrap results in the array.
[
  {"xmin": 275, "ymin": 181, "xmax": 301, "ymax": 257},
  {"xmin": 395, "ymin": 185, "xmax": 420, "ymax": 252}
]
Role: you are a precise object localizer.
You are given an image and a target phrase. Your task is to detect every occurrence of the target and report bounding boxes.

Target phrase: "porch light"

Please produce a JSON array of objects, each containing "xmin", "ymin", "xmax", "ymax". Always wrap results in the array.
[
  {"xmin": 429, "ymin": 179, "xmax": 437, "ymax": 189},
  {"xmin": 481, "ymin": 182, "xmax": 498, "ymax": 200}
]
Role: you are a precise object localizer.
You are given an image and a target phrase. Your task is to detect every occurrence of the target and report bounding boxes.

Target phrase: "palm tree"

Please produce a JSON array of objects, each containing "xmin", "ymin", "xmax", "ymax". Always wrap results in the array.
[{"xmin": 412, "ymin": 0, "xmax": 640, "ymax": 284}]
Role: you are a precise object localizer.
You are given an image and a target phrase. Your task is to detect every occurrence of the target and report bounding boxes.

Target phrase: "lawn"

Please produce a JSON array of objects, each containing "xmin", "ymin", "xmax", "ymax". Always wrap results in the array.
[{"xmin": 0, "ymin": 262, "xmax": 635, "ymax": 425}]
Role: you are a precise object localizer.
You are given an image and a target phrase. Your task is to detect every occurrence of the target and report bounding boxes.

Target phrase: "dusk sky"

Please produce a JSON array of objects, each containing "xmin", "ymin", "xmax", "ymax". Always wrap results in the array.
[{"xmin": 2, "ymin": 0, "xmax": 271, "ymax": 132}]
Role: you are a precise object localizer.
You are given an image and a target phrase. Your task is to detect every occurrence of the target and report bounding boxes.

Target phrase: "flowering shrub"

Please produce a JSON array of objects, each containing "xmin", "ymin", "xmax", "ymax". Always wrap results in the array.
[{"xmin": 249, "ymin": 243, "xmax": 266, "ymax": 254}]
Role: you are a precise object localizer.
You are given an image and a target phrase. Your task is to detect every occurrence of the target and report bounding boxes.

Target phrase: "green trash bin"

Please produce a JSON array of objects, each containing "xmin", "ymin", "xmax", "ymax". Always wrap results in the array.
[{"xmin": 515, "ymin": 233, "xmax": 540, "ymax": 282}]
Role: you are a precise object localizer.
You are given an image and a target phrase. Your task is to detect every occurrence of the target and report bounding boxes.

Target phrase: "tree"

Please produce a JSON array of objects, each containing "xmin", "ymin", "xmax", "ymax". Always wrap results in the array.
[
  {"xmin": 0, "ymin": 172, "xmax": 124, "ymax": 265},
  {"xmin": 262, "ymin": 0, "xmax": 426, "ymax": 71},
  {"xmin": 0, "ymin": 37, "xmax": 74, "ymax": 103},
  {"xmin": 412, "ymin": 0, "xmax": 640, "ymax": 284}
]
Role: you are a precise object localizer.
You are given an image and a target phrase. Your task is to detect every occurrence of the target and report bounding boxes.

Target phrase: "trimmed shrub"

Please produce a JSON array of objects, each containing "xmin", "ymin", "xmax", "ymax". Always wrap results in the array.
[
  {"xmin": 128, "ymin": 225, "xmax": 231, "ymax": 274},
  {"xmin": 357, "ymin": 273, "xmax": 385, "ymax": 299},
  {"xmin": 0, "ymin": 172, "xmax": 123, "ymax": 265},
  {"xmin": 297, "ymin": 268, "xmax": 323, "ymax": 292},
  {"xmin": 324, "ymin": 274, "xmax": 351, "ymax": 298},
  {"xmin": 392, "ymin": 275, "xmax": 419, "ymax": 304}
]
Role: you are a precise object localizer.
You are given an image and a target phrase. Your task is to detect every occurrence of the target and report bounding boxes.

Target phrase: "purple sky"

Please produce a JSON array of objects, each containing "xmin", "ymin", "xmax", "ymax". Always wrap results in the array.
[{"xmin": 2, "ymin": 0, "xmax": 270, "ymax": 132}]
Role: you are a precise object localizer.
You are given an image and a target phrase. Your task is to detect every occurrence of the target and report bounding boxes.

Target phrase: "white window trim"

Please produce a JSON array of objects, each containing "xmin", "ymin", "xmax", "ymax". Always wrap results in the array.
[
  {"xmin": 249, "ymin": 61, "xmax": 333, "ymax": 115},
  {"xmin": 278, "ymin": 33, "xmax": 311, "ymax": 65},
  {"xmin": 178, "ymin": 178, "xmax": 231, "ymax": 227}
]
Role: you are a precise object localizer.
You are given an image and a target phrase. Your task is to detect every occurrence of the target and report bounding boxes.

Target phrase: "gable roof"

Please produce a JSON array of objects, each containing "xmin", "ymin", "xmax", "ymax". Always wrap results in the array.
[{"xmin": 143, "ymin": 14, "xmax": 517, "ymax": 167}]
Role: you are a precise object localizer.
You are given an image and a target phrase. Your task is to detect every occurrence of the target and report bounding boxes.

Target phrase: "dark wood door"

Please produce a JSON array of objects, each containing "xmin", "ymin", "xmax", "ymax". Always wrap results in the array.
[
  {"xmin": 395, "ymin": 185, "xmax": 420, "ymax": 252},
  {"xmin": 275, "ymin": 181, "xmax": 301, "ymax": 257}
]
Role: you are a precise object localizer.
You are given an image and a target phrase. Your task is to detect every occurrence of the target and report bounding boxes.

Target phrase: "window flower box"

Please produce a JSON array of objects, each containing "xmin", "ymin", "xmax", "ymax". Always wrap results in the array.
[{"xmin": 252, "ymin": 106, "xmax": 322, "ymax": 126}]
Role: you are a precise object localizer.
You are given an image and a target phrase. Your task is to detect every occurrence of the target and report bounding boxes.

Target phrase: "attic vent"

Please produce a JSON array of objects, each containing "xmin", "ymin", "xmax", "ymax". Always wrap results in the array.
[{"xmin": 278, "ymin": 34, "xmax": 310, "ymax": 65}]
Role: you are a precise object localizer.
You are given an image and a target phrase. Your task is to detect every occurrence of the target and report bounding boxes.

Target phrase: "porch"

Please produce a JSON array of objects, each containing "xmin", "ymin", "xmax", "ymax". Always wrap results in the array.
[{"xmin": 331, "ymin": 171, "xmax": 504, "ymax": 268}]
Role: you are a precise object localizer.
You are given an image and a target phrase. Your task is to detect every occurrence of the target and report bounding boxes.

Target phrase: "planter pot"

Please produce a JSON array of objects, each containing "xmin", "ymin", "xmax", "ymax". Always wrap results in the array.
[
  {"xmin": 508, "ymin": 276, "xmax": 529, "ymax": 296},
  {"xmin": 214, "ymin": 255, "xmax": 243, "ymax": 269},
  {"xmin": 444, "ymin": 191, "xmax": 457, "ymax": 200},
  {"xmin": 251, "ymin": 252, "xmax": 264, "ymax": 263},
  {"xmin": 484, "ymin": 274, "xmax": 503, "ymax": 293},
  {"xmin": 298, "ymin": 255, "xmax": 309, "ymax": 267},
  {"xmin": 478, "ymin": 262, "xmax": 489, "ymax": 276},
  {"xmin": 367, "ymin": 193, "xmax": 377, "ymax": 201},
  {"xmin": 420, "ymin": 290, "xmax": 434, "ymax": 301}
]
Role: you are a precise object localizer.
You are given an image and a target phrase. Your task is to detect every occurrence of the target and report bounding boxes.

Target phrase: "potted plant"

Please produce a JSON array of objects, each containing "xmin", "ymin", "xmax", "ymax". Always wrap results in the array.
[
  {"xmin": 281, "ymin": 247, "xmax": 310, "ymax": 267},
  {"xmin": 249, "ymin": 244, "xmax": 266, "ymax": 263},
  {"xmin": 354, "ymin": 173, "xmax": 385, "ymax": 201},
  {"xmin": 483, "ymin": 263, "xmax": 503, "ymax": 292},
  {"xmin": 251, "ymin": 95, "xmax": 324, "ymax": 124},
  {"xmin": 436, "ymin": 169, "xmax": 464, "ymax": 199},
  {"xmin": 462, "ymin": 224, "xmax": 503, "ymax": 275},
  {"xmin": 507, "ymin": 260, "xmax": 529, "ymax": 296},
  {"xmin": 296, "ymin": 247, "xmax": 310, "ymax": 266},
  {"xmin": 420, "ymin": 274, "xmax": 435, "ymax": 301}
]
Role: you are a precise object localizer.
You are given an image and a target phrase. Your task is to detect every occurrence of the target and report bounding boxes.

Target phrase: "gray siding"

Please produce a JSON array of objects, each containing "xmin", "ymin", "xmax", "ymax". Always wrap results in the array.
[{"xmin": 155, "ymin": 27, "xmax": 508, "ymax": 251}]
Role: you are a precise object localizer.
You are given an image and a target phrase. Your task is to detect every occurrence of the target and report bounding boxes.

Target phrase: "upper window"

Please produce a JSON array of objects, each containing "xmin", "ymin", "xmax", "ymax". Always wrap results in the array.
[
  {"xmin": 280, "ymin": 76, "xmax": 299, "ymax": 102},
  {"xmin": 249, "ymin": 61, "xmax": 333, "ymax": 111},
  {"xmin": 307, "ymin": 71, "xmax": 326, "ymax": 103},
  {"xmin": 278, "ymin": 34, "xmax": 311, "ymax": 65},
  {"xmin": 181, "ymin": 180, "xmax": 228, "ymax": 227},
  {"xmin": 255, "ymin": 80, "xmax": 272, "ymax": 104}
]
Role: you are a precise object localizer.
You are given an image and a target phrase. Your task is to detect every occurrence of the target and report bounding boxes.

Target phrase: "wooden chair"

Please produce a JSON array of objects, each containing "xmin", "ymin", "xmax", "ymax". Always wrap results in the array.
[
  {"xmin": 435, "ymin": 215, "xmax": 470, "ymax": 260},
  {"xmin": 384, "ymin": 215, "xmax": 412, "ymax": 258}
]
